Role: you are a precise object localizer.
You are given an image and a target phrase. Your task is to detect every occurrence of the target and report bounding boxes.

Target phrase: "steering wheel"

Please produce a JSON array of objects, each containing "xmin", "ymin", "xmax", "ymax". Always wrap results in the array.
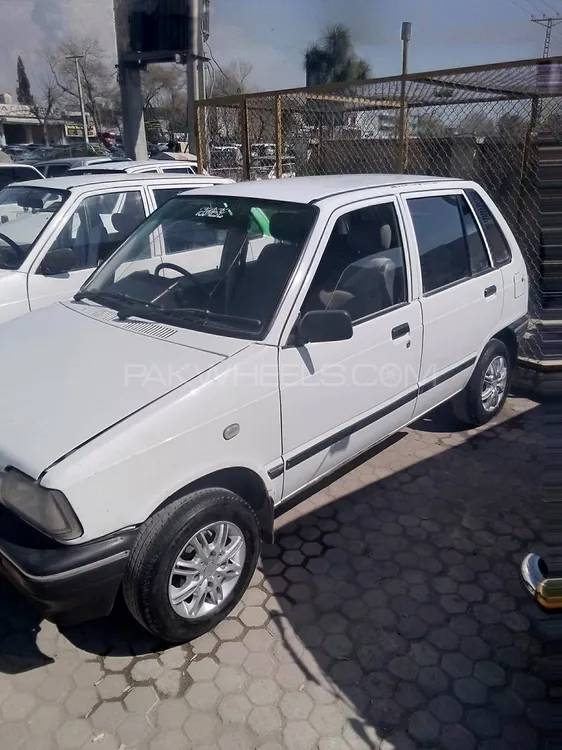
[
  {"xmin": 0, "ymin": 232, "xmax": 24, "ymax": 260},
  {"xmin": 155, "ymin": 262, "xmax": 207, "ymax": 295}
]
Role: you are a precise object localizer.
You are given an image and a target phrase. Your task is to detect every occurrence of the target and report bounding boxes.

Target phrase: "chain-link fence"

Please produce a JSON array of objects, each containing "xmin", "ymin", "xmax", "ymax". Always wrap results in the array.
[{"xmin": 197, "ymin": 57, "xmax": 562, "ymax": 364}]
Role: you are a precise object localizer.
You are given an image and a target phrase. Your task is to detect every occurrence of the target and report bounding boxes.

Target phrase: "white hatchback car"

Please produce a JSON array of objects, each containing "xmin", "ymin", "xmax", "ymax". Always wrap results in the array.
[
  {"xmin": 0, "ymin": 172, "xmax": 233, "ymax": 323},
  {"xmin": 0, "ymin": 175, "xmax": 528, "ymax": 642}
]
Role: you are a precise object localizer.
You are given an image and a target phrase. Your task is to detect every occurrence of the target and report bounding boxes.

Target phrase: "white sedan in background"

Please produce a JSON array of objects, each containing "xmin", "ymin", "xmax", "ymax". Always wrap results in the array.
[{"xmin": 0, "ymin": 172, "xmax": 233, "ymax": 323}]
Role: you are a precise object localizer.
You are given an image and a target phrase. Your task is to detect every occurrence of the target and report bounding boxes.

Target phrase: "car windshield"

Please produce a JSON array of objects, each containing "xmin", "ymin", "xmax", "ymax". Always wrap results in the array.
[
  {"xmin": 0, "ymin": 185, "xmax": 69, "ymax": 270},
  {"xmin": 79, "ymin": 194, "xmax": 317, "ymax": 339}
]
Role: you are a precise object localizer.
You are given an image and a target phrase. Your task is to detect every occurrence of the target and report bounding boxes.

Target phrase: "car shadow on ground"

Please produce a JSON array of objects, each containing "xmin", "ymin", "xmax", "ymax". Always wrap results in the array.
[{"xmin": 0, "ymin": 404, "xmax": 549, "ymax": 749}]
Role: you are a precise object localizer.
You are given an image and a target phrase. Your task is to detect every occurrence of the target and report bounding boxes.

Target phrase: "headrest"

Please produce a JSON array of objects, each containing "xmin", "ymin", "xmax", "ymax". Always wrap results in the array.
[
  {"xmin": 18, "ymin": 195, "xmax": 43, "ymax": 210},
  {"xmin": 111, "ymin": 213, "xmax": 136, "ymax": 234},
  {"xmin": 269, "ymin": 212, "xmax": 309, "ymax": 244},
  {"xmin": 380, "ymin": 224, "xmax": 392, "ymax": 250}
]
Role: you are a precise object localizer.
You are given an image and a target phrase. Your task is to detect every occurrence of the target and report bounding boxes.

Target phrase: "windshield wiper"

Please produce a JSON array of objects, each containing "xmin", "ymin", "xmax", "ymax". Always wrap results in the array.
[
  {"xmin": 74, "ymin": 289, "xmax": 162, "ymax": 311},
  {"xmin": 116, "ymin": 305, "xmax": 262, "ymax": 332}
]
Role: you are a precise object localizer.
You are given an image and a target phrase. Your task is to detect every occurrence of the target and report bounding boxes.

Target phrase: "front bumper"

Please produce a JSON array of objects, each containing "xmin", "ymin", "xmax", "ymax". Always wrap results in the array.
[{"xmin": 0, "ymin": 505, "xmax": 138, "ymax": 625}]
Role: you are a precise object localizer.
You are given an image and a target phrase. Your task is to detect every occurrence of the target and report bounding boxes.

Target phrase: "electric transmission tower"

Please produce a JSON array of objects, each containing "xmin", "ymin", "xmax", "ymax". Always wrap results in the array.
[{"xmin": 532, "ymin": 15, "xmax": 562, "ymax": 57}]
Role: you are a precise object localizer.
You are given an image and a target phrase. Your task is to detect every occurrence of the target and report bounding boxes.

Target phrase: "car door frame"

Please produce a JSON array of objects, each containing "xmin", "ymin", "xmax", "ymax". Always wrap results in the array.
[
  {"xmin": 25, "ymin": 183, "xmax": 153, "ymax": 307},
  {"xmin": 276, "ymin": 190, "xmax": 419, "ymax": 347},
  {"xmin": 274, "ymin": 191, "xmax": 423, "ymax": 501},
  {"xmin": 397, "ymin": 185, "xmax": 504, "ymax": 413}
]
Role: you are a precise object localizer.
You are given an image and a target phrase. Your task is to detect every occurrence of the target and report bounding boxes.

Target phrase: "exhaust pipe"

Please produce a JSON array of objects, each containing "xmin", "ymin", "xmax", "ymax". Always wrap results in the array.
[{"xmin": 521, "ymin": 553, "xmax": 562, "ymax": 610}]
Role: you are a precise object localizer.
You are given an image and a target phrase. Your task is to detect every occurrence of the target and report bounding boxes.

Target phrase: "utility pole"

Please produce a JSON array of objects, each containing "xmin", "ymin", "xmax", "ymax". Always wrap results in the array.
[
  {"xmin": 532, "ymin": 15, "xmax": 562, "ymax": 58},
  {"xmin": 67, "ymin": 55, "xmax": 90, "ymax": 144},
  {"xmin": 397, "ymin": 21, "xmax": 411, "ymax": 173},
  {"xmin": 185, "ymin": 0, "xmax": 201, "ymax": 154}
]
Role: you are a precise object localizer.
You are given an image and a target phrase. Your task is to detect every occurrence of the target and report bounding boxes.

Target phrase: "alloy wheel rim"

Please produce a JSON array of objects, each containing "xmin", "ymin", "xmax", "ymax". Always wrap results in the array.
[
  {"xmin": 168, "ymin": 521, "xmax": 246, "ymax": 619},
  {"xmin": 481, "ymin": 355, "xmax": 508, "ymax": 412}
]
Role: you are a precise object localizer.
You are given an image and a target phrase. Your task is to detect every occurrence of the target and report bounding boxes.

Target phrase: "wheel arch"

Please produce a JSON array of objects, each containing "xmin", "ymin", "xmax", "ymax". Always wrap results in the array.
[
  {"xmin": 492, "ymin": 326, "xmax": 518, "ymax": 367},
  {"xmin": 151, "ymin": 467, "xmax": 275, "ymax": 543}
]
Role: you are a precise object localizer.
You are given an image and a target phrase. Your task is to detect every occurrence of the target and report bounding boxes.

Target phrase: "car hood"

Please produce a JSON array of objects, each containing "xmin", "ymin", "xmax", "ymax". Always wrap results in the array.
[{"xmin": 0, "ymin": 302, "xmax": 230, "ymax": 478}]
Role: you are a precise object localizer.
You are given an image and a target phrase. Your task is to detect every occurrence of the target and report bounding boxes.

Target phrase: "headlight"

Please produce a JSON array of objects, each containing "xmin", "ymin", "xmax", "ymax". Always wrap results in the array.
[{"xmin": 0, "ymin": 470, "xmax": 83, "ymax": 541}]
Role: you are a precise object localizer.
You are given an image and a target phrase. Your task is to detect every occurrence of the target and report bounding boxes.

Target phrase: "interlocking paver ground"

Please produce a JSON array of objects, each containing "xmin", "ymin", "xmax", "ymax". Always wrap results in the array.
[{"xmin": 0, "ymin": 397, "xmax": 548, "ymax": 749}]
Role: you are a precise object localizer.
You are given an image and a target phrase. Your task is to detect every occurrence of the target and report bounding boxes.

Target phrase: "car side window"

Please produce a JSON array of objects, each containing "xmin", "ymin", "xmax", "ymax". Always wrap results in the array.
[
  {"xmin": 161, "ymin": 166, "xmax": 195, "ymax": 174},
  {"xmin": 465, "ymin": 188, "xmax": 512, "ymax": 266},
  {"xmin": 153, "ymin": 188, "xmax": 191, "ymax": 208},
  {"xmin": 408, "ymin": 195, "xmax": 473, "ymax": 294},
  {"xmin": 45, "ymin": 165, "xmax": 70, "ymax": 178},
  {"xmin": 301, "ymin": 201, "xmax": 407, "ymax": 323},
  {"xmin": 45, "ymin": 190, "xmax": 146, "ymax": 271}
]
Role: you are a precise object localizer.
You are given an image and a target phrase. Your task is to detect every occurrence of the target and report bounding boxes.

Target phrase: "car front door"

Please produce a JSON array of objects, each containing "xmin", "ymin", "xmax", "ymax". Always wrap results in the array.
[
  {"xmin": 27, "ymin": 187, "xmax": 149, "ymax": 311},
  {"xmin": 278, "ymin": 196, "xmax": 423, "ymax": 500},
  {"xmin": 400, "ymin": 190, "xmax": 504, "ymax": 418}
]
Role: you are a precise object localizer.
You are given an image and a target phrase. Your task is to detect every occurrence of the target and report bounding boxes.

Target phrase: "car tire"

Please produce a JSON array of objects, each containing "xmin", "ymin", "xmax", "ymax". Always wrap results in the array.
[
  {"xmin": 452, "ymin": 338, "xmax": 512, "ymax": 427},
  {"xmin": 123, "ymin": 488, "xmax": 261, "ymax": 642}
]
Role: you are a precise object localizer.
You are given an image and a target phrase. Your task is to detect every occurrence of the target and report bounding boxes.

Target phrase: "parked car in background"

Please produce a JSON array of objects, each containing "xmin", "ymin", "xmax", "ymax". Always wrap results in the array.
[
  {"xmin": 0, "ymin": 164, "xmax": 43, "ymax": 190},
  {"xmin": 0, "ymin": 172, "xmax": 233, "ymax": 323},
  {"xmin": 33, "ymin": 156, "xmax": 120, "ymax": 179},
  {"xmin": 2, "ymin": 146, "xmax": 28, "ymax": 162},
  {"xmin": 0, "ymin": 175, "xmax": 528, "ymax": 641},
  {"xmin": 68, "ymin": 159, "xmax": 199, "ymax": 176}
]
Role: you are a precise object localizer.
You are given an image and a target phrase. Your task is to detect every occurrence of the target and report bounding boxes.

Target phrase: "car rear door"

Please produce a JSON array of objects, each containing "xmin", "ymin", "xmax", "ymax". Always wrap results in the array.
[{"xmin": 400, "ymin": 189, "xmax": 504, "ymax": 418}]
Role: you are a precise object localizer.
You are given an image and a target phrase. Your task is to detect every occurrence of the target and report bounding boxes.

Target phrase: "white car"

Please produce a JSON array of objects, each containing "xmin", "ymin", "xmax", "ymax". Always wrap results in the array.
[
  {"xmin": 0, "ymin": 172, "xmax": 233, "ymax": 323},
  {"xmin": 68, "ymin": 159, "xmax": 199, "ymax": 176},
  {"xmin": 0, "ymin": 174, "xmax": 528, "ymax": 642}
]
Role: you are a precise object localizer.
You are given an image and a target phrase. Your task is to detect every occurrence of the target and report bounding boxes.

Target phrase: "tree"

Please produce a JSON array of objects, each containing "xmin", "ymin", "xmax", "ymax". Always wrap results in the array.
[
  {"xmin": 458, "ymin": 112, "xmax": 495, "ymax": 137},
  {"xmin": 416, "ymin": 113, "xmax": 451, "ymax": 138},
  {"xmin": 27, "ymin": 73, "xmax": 60, "ymax": 145},
  {"xmin": 496, "ymin": 113, "xmax": 527, "ymax": 141},
  {"xmin": 16, "ymin": 56, "xmax": 32, "ymax": 105},
  {"xmin": 303, "ymin": 25, "xmax": 371, "ymax": 134},
  {"xmin": 211, "ymin": 59, "xmax": 254, "ymax": 97},
  {"xmin": 141, "ymin": 64, "xmax": 185, "ymax": 141},
  {"xmin": 47, "ymin": 36, "xmax": 117, "ymax": 137},
  {"xmin": 303, "ymin": 24, "xmax": 372, "ymax": 85}
]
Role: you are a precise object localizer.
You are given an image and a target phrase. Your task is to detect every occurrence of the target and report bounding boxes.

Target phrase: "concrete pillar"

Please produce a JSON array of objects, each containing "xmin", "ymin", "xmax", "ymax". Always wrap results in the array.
[{"xmin": 119, "ymin": 64, "xmax": 148, "ymax": 161}]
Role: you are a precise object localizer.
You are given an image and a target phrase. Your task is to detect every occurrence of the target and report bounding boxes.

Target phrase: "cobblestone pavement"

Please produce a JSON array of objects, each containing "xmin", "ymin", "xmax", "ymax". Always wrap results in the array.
[{"xmin": 0, "ymin": 397, "xmax": 547, "ymax": 750}]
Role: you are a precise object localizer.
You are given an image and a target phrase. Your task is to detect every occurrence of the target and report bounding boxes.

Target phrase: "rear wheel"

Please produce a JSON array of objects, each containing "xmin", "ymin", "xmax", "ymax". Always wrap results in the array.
[
  {"xmin": 452, "ymin": 338, "xmax": 512, "ymax": 427},
  {"xmin": 123, "ymin": 488, "xmax": 260, "ymax": 642}
]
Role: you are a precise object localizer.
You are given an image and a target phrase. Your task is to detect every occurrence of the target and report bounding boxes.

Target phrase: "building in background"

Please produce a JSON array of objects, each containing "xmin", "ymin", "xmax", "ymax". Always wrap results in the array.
[{"xmin": 0, "ymin": 93, "xmax": 95, "ymax": 146}]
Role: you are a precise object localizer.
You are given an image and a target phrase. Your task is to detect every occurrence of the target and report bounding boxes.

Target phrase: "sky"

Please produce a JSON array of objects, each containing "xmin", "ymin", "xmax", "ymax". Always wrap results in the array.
[{"xmin": 0, "ymin": 0, "xmax": 561, "ymax": 97}]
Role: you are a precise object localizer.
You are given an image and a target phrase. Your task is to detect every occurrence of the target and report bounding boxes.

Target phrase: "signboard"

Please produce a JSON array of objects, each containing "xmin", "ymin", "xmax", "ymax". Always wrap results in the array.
[
  {"xmin": 65, "ymin": 122, "xmax": 96, "ymax": 138},
  {"xmin": 114, "ymin": 0, "xmax": 194, "ymax": 63}
]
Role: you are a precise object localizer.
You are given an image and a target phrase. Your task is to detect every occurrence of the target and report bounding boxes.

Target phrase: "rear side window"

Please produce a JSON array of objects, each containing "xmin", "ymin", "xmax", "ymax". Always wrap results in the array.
[
  {"xmin": 465, "ymin": 189, "xmax": 512, "ymax": 266},
  {"xmin": 408, "ymin": 194, "xmax": 491, "ymax": 294},
  {"xmin": 45, "ymin": 164, "xmax": 70, "ymax": 178}
]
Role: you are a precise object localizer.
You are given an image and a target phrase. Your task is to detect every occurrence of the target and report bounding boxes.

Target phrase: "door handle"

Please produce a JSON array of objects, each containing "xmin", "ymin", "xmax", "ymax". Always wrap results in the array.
[
  {"xmin": 484, "ymin": 285, "xmax": 497, "ymax": 298},
  {"xmin": 392, "ymin": 323, "xmax": 410, "ymax": 340}
]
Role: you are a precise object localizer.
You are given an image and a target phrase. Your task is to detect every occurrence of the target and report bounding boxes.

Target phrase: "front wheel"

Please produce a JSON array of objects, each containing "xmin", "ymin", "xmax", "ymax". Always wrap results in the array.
[
  {"xmin": 123, "ymin": 488, "xmax": 261, "ymax": 642},
  {"xmin": 452, "ymin": 338, "xmax": 512, "ymax": 427}
]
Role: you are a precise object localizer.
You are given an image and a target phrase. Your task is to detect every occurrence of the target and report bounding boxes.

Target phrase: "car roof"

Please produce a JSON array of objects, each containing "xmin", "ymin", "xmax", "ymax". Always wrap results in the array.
[
  {"xmin": 11, "ymin": 173, "xmax": 233, "ymax": 191},
  {"xmin": 0, "ymin": 163, "xmax": 41, "ymax": 170},
  {"xmin": 33, "ymin": 156, "xmax": 113, "ymax": 167},
  {"xmin": 73, "ymin": 160, "xmax": 182, "ymax": 172},
  {"xmin": 187, "ymin": 174, "xmax": 458, "ymax": 204}
]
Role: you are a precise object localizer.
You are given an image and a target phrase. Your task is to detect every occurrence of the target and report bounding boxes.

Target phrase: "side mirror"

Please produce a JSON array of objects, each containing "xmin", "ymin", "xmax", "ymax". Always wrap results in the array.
[
  {"xmin": 41, "ymin": 247, "xmax": 78, "ymax": 276},
  {"xmin": 298, "ymin": 309, "xmax": 353, "ymax": 344}
]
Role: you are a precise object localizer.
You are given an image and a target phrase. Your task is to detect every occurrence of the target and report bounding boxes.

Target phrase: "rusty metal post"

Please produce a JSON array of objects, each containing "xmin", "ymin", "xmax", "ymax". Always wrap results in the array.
[
  {"xmin": 240, "ymin": 98, "xmax": 251, "ymax": 181},
  {"xmin": 396, "ymin": 22, "xmax": 411, "ymax": 173},
  {"xmin": 275, "ymin": 95, "xmax": 283, "ymax": 179},
  {"xmin": 195, "ymin": 101, "xmax": 206, "ymax": 174}
]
